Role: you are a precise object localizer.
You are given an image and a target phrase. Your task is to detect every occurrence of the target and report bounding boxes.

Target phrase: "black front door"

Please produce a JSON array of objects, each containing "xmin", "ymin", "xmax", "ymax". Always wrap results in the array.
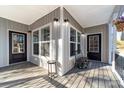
[
  {"xmin": 87, "ymin": 34, "xmax": 101, "ymax": 61},
  {"xmin": 9, "ymin": 31, "xmax": 27, "ymax": 64}
]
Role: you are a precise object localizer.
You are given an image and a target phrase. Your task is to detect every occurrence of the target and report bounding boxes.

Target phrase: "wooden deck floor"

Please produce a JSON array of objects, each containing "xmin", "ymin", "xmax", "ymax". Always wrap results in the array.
[{"xmin": 0, "ymin": 62, "xmax": 123, "ymax": 88}]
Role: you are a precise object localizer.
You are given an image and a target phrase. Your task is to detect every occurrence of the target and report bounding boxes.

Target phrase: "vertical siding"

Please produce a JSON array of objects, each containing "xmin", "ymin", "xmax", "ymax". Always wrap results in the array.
[
  {"xmin": 84, "ymin": 24, "xmax": 109, "ymax": 63},
  {"xmin": 0, "ymin": 17, "xmax": 29, "ymax": 67}
]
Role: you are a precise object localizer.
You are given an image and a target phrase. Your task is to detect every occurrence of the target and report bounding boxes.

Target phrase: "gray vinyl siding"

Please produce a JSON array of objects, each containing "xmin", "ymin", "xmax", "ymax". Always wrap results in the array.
[
  {"xmin": 29, "ymin": 7, "xmax": 84, "ymax": 75},
  {"xmin": 7, "ymin": 20, "xmax": 28, "ymax": 32},
  {"xmin": 0, "ymin": 18, "xmax": 8, "ymax": 67},
  {"xmin": 0, "ymin": 17, "xmax": 29, "ymax": 67},
  {"xmin": 29, "ymin": 7, "xmax": 61, "ymax": 74},
  {"xmin": 63, "ymin": 8, "xmax": 83, "ymax": 32},
  {"xmin": 29, "ymin": 7, "xmax": 60, "ymax": 31},
  {"xmin": 84, "ymin": 24, "xmax": 109, "ymax": 63},
  {"xmin": 0, "ymin": 6, "xmax": 111, "ymax": 76},
  {"xmin": 62, "ymin": 8, "xmax": 84, "ymax": 75},
  {"xmin": 29, "ymin": 7, "xmax": 61, "ymax": 44}
]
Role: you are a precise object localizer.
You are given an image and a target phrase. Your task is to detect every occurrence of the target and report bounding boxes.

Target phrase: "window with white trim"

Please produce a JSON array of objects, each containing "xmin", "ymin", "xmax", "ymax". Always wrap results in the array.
[
  {"xmin": 33, "ymin": 30, "xmax": 39, "ymax": 55},
  {"xmin": 41, "ymin": 26, "xmax": 50, "ymax": 57},
  {"xmin": 70, "ymin": 27, "xmax": 81, "ymax": 57}
]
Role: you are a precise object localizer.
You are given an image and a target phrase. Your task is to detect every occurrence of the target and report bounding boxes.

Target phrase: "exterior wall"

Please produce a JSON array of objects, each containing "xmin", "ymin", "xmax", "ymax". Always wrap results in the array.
[
  {"xmin": 30, "ymin": 8, "xmax": 60, "ymax": 30},
  {"xmin": 0, "ymin": 17, "xmax": 29, "ymax": 67},
  {"xmin": 62, "ymin": 8, "xmax": 84, "ymax": 75},
  {"xmin": 29, "ymin": 7, "xmax": 84, "ymax": 75},
  {"xmin": 84, "ymin": 24, "xmax": 109, "ymax": 63},
  {"xmin": 29, "ymin": 7, "xmax": 63, "ymax": 75},
  {"xmin": 63, "ymin": 8, "xmax": 82, "ymax": 31}
]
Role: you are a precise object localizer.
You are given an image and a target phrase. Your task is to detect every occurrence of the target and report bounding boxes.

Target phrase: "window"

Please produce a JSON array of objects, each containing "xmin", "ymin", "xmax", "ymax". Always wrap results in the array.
[
  {"xmin": 70, "ymin": 28, "xmax": 76, "ymax": 42},
  {"xmin": 77, "ymin": 32, "xmax": 81, "ymax": 54},
  {"xmin": 70, "ymin": 27, "xmax": 76, "ymax": 56},
  {"xmin": 70, "ymin": 27, "xmax": 81, "ymax": 57},
  {"xmin": 12, "ymin": 33, "xmax": 25, "ymax": 54},
  {"xmin": 33, "ymin": 31, "xmax": 39, "ymax": 55},
  {"xmin": 41, "ymin": 26, "xmax": 50, "ymax": 57}
]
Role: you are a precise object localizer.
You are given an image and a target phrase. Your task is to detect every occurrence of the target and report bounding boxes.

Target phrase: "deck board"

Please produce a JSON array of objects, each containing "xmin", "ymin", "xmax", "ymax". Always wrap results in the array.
[
  {"xmin": 0, "ymin": 62, "xmax": 123, "ymax": 88},
  {"xmin": 98, "ymin": 63, "xmax": 105, "ymax": 88},
  {"xmin": 91, "ymin": 62, "xmax": 99, "ymax": 88},
  {"xmin": 84, "ymin": 63, "xmax": 93, "ymax": 88},
  {"xmin": 76, "ymin": 70, "xmax": 87, "ymax": 88}
]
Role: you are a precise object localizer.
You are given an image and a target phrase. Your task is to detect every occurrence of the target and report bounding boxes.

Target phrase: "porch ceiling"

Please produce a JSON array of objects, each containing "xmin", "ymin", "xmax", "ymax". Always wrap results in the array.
[
  {"xmin": 0, "ymin": 5, "xmax": 115, "ymax": 27},
  {"xmin": 64, "ymin": 5, "xmax": 115, "ymax": 28},
  {"xmin": 0, "ymin": 5, "xmax": 59, "ymax": 25}
]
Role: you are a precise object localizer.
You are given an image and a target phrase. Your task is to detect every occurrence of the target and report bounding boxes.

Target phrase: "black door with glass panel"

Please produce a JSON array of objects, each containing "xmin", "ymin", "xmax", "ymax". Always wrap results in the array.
[
  {"xmin": 9, "ymin": 31, "xmax": 27, "ymax": 64},
  {"xmin": 87, "ymin": 34, "xmax": 101, "ymax": 61}
]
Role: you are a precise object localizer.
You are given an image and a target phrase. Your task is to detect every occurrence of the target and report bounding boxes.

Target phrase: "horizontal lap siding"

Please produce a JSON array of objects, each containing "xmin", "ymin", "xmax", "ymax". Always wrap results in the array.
[
  {"xmin": 63, "ymin": 8, "xmax": 83, "ymax": 32},
  {"xmin": 84, "ymin": 24, "xmax": 109, "ymax": 63},
  {"xmin": 7, "ymin": 19, "xmax": 28, "ymax": 32},
  {"xmin": 0, "ymin": 18, "xmax": 8, "ymax": 67},
  {"xmin": 0, "ymin": 17, "xmax": 29, "ymax": 67},
  {"xmin": 29, "ymin": 7, "xmax": 61, "ymax": 74},
  {"xmin": 62, "ymin": 8, "xmax": 84, "ymax": 74},
  {"xmin": 29, "ymin": 7, "xmax": 60, "ymax": 31}
]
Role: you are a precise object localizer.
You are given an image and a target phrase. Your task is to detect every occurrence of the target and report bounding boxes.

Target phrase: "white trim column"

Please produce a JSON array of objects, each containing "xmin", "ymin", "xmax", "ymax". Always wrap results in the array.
[{"xmin": 57, "ymin": 6, "xmax": 64, "ymax": 76}]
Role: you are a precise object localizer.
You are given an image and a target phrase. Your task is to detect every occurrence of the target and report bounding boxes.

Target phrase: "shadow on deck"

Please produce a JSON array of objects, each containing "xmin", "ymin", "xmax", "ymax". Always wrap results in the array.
[{"xmin": 0, "ymin": 62, "xmax": 123, "ymax": 88}]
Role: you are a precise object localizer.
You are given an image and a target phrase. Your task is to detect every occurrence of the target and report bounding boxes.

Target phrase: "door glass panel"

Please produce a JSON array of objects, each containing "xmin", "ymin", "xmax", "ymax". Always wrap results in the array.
[
  {"xmin": 89, "ymin": 35, "xmax": 99, "ymax": 53},
  {"xmin": 12, "ymin": 33, "xmax": 25, "ymax": 54}
]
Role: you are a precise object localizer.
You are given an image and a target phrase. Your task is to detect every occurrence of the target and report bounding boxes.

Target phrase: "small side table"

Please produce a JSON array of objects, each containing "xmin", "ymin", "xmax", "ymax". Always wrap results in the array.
[{"xmin": 47, "ymin": 60, "xmax": 57, "ymax": 79}]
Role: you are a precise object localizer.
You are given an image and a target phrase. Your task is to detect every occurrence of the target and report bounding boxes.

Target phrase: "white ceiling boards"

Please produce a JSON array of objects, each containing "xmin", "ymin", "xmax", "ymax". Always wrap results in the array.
[
  {"xmin": 0, "ymin": 5, "xmax": 59, "ymax": 25},
  {"xmin": 0, "ymin": 5, "xmax": 115, "ymax": 27},
  {"xmin": 64, "ymin": 5, "xmax": 115, "ymax": 28}
]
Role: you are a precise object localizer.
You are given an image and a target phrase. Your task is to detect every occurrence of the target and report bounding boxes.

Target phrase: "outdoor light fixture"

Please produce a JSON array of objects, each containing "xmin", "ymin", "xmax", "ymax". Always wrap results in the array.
[
  {"xmin": 81, "ymin": 32, "xmax": 86, "ymax": 37},
  {"xmin": 64, "ymin": 19, "xmax": 69, "ymax": 22},
  {"xmin": 53, "ymin": 18, "xmax": 59, "ymax": 22},
  {"xmin": 27, "ymin": 30, "xmax": 32, "ymax": 33},
  {"xmin": 82, "ymin": 32, "xmax": 85, "ymax": 34}
]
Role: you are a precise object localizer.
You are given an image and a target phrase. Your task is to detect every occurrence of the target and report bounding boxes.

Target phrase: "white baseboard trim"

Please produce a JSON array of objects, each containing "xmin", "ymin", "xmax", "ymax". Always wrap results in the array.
[{"xmin": 112, "ymin": 67, "xmax": 124, "ymax": 87}]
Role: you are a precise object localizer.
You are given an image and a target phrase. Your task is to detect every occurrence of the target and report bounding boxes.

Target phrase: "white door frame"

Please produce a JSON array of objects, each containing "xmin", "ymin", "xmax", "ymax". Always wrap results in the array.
[{"xmin": 85, "ymin": 32, "xmax": 103, "ymax": 62}]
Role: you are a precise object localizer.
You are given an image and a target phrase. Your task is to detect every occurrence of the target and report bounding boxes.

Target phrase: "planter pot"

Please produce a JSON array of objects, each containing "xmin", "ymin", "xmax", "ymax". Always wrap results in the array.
[{"xmin": 115, "ymin": 22, "xmax": 124, "ymax": 32}]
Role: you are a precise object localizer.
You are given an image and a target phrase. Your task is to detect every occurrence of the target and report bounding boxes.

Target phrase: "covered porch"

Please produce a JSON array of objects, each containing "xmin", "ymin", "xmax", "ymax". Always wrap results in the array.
[{"xmin": 0, "ymin": 62, "xmax": 123, "ymax": 88}]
